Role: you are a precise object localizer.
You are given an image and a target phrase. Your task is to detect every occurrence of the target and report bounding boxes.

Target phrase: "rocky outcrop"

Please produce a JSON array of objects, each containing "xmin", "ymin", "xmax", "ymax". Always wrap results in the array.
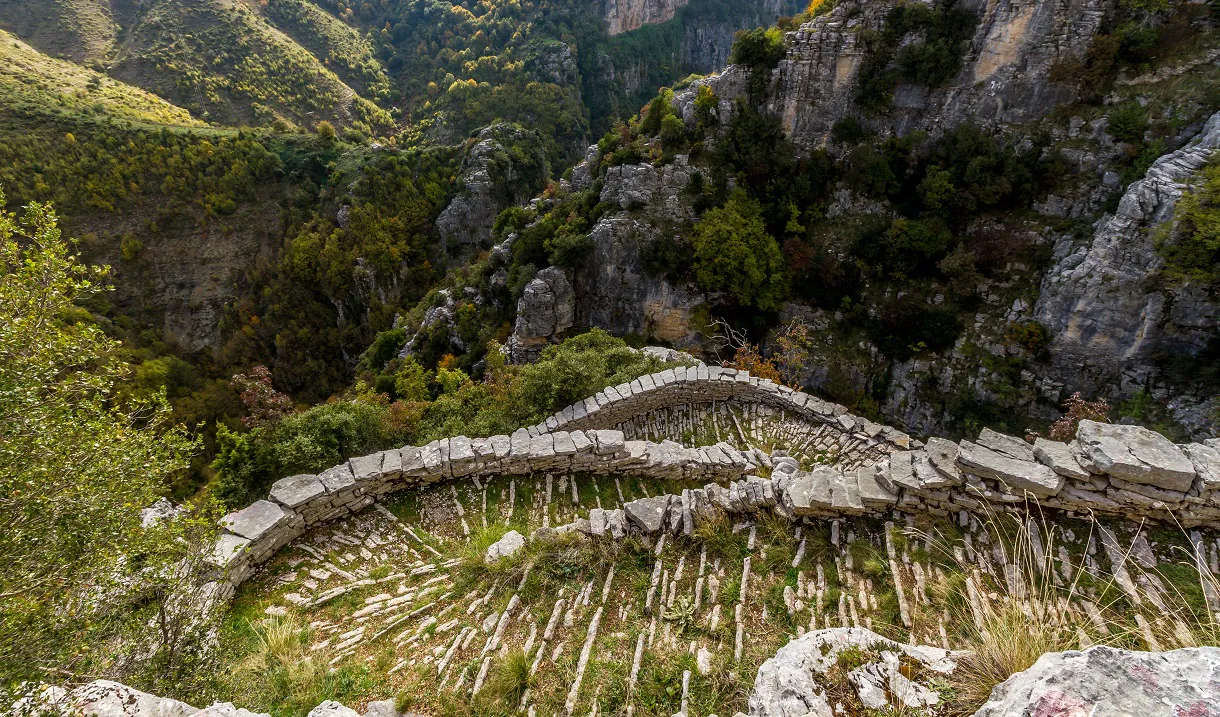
[
  {"xmin": 974, "ymin": 644, "xmax": 1220, "ymax": 716},
  {"xmin": 508, "ymin": 266, "xmax": 575, "ymax": 362},
  {"xmin": 436, "ymin": 124, "xmax": 549, "ymax": 252},
  {"xmin": 748, "ymin": 628, "xmax": 957, "ymax": 717},
  {"xmin": 603, "ymin": 0, "xmax": 689, "ymax": 36},
  {"xmin": 575, "ymin": 156, "xmax": 706, "ymax": 349},
  {"xmin": 678, "ymin": 0, "xmax": 1109, "ymax": 149},
  {"xmin": 1034, "ymin": 111, "xmax": 1220, "ymax": 434}
]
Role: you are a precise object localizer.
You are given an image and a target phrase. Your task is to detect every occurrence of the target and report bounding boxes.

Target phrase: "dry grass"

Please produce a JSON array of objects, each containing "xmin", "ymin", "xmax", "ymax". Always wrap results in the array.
[{"xmin": 915, "ymin": 508, "xmax": 1220, "ymax": 715}]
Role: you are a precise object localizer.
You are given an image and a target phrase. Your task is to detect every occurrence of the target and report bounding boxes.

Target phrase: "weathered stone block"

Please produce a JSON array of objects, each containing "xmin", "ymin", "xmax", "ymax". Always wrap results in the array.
[
  {"xmin": 957, "ymin": 441, "xmax": 1064, "ymax": 498},
  {"xmin": 221, "ymin": 500, "xmax": 293, "ymax": 542},
  {"xmin": 269, "ymin": 474, "xmax": 325, "ymax": 508},
  {"xmin": 1074, "ymin": 420, "xmax": 1196, "ymax": 492}
]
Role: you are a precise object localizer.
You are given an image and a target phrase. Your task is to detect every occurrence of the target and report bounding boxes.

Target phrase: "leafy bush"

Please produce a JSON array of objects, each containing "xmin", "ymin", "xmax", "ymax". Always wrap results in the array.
[
  {"xmin": 690, "ymin": 193, "xmax": 788, "ymax": 310},
  {"xmin": 212, "ymin": 399, "xmax": 406, "ymax": 506},
  {"xmin": 1159, "ymin": 160, "xmax": 1220, "ymax": 287},
  {"xmin": 1107, "ymin": 102, "xmax": 1149, "ymax": 143},
  {"xmin": 730, "ymin": 27, "xmax": 787, "ymax": 70}
]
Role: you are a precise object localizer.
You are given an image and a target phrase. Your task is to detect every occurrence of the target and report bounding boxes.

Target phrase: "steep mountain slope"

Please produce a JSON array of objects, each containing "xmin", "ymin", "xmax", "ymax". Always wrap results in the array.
[
  {"xmin": 107, "ymin": 0, "xmax": 392, "ymax": 130},
  {"xmin": 382, "ymin": 0, "xmax": 1220, "ymax": 442},
  {"xmin": 0, "ymin": 0, "xmax": 119, "ymax": 65},
  {"xmin": 0, "ymin": 28, "xmax": 198, "ymax": 125}
]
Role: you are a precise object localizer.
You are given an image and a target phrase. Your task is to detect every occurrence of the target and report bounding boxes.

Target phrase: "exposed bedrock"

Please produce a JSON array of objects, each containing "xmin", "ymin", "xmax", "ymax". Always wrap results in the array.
[{"xmin": 1034, "ymin": 111, "xmax": 1220, "ymax": 434}]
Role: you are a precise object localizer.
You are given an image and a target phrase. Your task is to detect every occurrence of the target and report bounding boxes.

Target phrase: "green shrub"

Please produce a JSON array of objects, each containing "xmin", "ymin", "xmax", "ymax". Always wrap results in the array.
[
  {"xmin": 730, "ymin": 27, "xmax": 787, "ymax": 70},
  {"xmin": 691, "ymin": 193, "xmax": 788, "ymax": 310},
  {"xmin": 1159, "ymin": 160, "xmax": 1220, "ymax": 287},
  {"xmin": 853, "ymin": 2, "xmax": 978, "ymax": 114},
  {"xmin": 1107, "ymin": 102, "xmax": 1149, "ymax": 143}
]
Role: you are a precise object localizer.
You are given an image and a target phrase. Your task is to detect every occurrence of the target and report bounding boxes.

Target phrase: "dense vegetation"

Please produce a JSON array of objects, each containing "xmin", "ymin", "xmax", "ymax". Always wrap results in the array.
[
  {"xmin": 212, "ymin": 329, "xmax": 675, "ymax": 506},
  {"xmin": 0, "ymin": 191, "xmax": 212, "ymax": 691}
]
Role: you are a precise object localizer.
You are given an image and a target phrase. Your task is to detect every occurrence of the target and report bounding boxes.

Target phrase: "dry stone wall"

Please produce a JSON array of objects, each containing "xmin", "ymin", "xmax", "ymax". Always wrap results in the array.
[{"xmin": 205, "ymin": 365, "xmax": 1220, "ymax": 596}]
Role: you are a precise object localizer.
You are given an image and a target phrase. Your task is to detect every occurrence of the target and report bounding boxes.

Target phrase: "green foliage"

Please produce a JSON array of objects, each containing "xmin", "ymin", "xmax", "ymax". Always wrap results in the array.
[
  {"xmin": 212, "ymin": 398, "xmax": 407, "ymax": 507},
  {"xmin": 393, "ymin": 357, "xmax": 432, "ymax": 403},
  {"xmin": 831, "ymin": 116, "xmax": 868, "ymax": 144},
  {"xmin": 0, "ymin": 124, "xmax": 283, "ymax": 216},
  {"xmin": 1159, "ymin": 160, "xmax": 1220, "ymax": 288},
  {"xmin": 1107, "ymin": 102, "xmax": 1150, "ymax": 143},
  {"xmin": 0, "ymin": 192, "xmax": 204, "ymax": 685},
  {"xmin": 730, "ymin": 27, "xmax": 787, "ymax": 70},
  {"xmin": 691, "ymin": 193, "xmax": 787, "ymax": 310},
  {"xmin": 547, "ymin": 231, "xmax": 594, "ymax": 268},
  {"xmin": 853, "ymin": 2, "xmax": 979, "ymax": 114}
]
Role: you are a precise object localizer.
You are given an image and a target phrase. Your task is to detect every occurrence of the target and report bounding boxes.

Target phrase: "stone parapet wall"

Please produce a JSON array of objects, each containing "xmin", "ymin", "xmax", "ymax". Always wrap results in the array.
[
  {"xmin": 205, "ymin": 367, "xmax": 1220, "ymax": 596},
  {"xmin": 206, "ymin": 427, "xmax": 768, "ymax": 590},
  {"xmin": 521, "ymin": 364, "xmax": 915, "ymax": 453}
]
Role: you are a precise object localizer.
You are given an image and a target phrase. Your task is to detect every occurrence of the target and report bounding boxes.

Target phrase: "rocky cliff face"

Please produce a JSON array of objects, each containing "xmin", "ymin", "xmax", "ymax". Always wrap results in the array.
[
  {"xmin": 1035, "ymin": 111, "xmax": 1220, "ymax": 436},
  {"xmin": 436, "ymin": 123, "xmax": 551, "ymax": 254},
  {"xmin": 603, "ymin": 0, "xmax": 690, "ymax": 36},
  {"xmin": 681, "ymin": 0, "xmax": 1108, "ymax": 148}
]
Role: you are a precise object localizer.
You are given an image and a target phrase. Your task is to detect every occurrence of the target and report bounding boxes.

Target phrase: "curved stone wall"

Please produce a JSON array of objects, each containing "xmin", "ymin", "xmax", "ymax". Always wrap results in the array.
[{"xmin": 205, "ymin": 366, "xmax": 1220, "ymax": 595}]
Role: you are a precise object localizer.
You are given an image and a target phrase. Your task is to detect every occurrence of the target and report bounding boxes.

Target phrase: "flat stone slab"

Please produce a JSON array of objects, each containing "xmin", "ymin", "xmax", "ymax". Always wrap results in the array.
[
  {"xmin": 624, "ymin": 495, "xmax": 672, "ymax": 533},
  {"xmin": 221, "ymin": 500, "xmax": 291, "ymax": 541},
  {"xmin": 784, "ymin": 467, "xmax": 835, "ymax": 515},
  {"xmin": 207, "ymin": 534, "xmax": 252, "ymax": 570},
  {"xmin": 1184, "ymin": 442, "xmax": 1220, "ymax": 491},
  {"xmin": 977, "ymin": 427, "xmax": 1035, "ymax": 462},
  {"xmin": 1074, "ymin": 420, "xmax": 1196, "ymax": 492},
  {"xmin": 319, "ymin": 464, "xmax": 356, "ymax": 494},
  {"xmin": 957, "ymin": 441, "xmax": 1064, "ymax": 498},
  {"xmin": 1032, "ymin": 438, "xmax": 1090, "ymax": 479},
  {"xmin": 269, "ymin": 474, "xmax": 326, "ymax": 508}
]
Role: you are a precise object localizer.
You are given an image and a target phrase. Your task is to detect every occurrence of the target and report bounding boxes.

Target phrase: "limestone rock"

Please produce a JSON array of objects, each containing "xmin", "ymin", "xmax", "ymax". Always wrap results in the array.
[
  {"xmin": 624, "ymin": 495, "xmax": 672, "ymax": 533},
  {"xmin": 67, "ymin": 681, "xmax": 197, "ymax": 717},
  {"xmin": 1032, "ymin": 438, "xmax": 1090, "ymax": 480},
  {"xmin": 269, "ymin": 474, "xmax": 325, "ymax": 508},
  {"xmin": 957, "ymin": 441, "xmax": 1064, "ymax": 497},
  {"xmin": 1074, "ymin": 420, "xmax": 1197, "ymax": 492},
  {"xmin": 485, "ymin": 530, "xmax": 526, "ymax": 563},
  {"xmin": 508, "ymin": 266, "xmax": 574, "ymax": 362},
  {"xmin": 435, "ymin": 123, "xmax": 548, "ymax": 251},
  {"xmin": 976, "ymin": 428, "xmax": 1035, "ymax": 462},
  {"xmin": 306, "ymin": 701, "xmax": 360, "ymax": 717},
  {"xmin": 1184, "ymin": 442, "xmax": 1220, "ymax": 491},
  {"xmin": 195, "ymin": 704, "xmax": 269, "ymax": 717},
  {"xmin": 1035, "ymin": 111, "xmax": 1220, "ymax": 436},
  {"xmin": 974, "ymin": 645, "xmax": 1220, "ymax": 716},
  {"xmin": 220, "ymin": 500, "xmax": 292, "ymax": 541},
  {"xmin": 747, "ymin": 628, "xmax": 955, "ymax": 717}
]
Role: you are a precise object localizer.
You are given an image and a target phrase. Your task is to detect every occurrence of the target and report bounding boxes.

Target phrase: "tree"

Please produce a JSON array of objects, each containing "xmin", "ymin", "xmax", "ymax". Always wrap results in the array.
[
  {"xmin": 0, "ymin": 192, "xmax": 204, "ymax": 686},
  {"xmin": 691, "ymin": 194, "xmax": 788, "ymax": 310}
]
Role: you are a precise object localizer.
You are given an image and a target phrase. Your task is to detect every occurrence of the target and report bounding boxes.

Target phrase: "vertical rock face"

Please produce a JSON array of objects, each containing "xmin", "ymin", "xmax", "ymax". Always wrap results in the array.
[
  {"xmin": 574, "ymin": 156, "xmax": 705, "ymax": 350},
  {"xmin": 509, "ymin": 267, "xmax": 576, "ymax": 362},
  {"xmin": 1034, "ymin": 112, "xmax": 1220, "ymax": 425},
  {"xmin": 683, "ymin": 0, "xmax": 1108, "ymax": 149},
  {"xmin": 603, "ymin": 0, "xmax": 690, "ymax": 36}
]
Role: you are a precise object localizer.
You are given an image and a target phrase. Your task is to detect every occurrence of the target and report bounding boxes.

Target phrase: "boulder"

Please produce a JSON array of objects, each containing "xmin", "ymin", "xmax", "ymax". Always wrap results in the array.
[
  {"xmin": 624, "ymin": 495, "xmax": 672, "ymax": 533},
  {"xmin": 485, "ymin": 530, "xmax": 526, "ymax": 563},
  {"xmin": 976, "ymin": 428, "xmax": 1035, "ymax": 462},
  {"xmin": 747, "ymin": 628, "xmax": 956, "ymax": 717},
  {"xmin": 306, "ymin": 702, "xmax": 360, "ymax": 717},
  {"xmin": 957, "ymin": 441, "xmax": 1064, "ymax": 497},
  {"xmin": 1074, "ymin": 420, "xmax": 1197, "ymax": 492},
  {"xmin": 66, "ymin": 681, "xmax": 198, "ymax": 717},
  {"xmin": 974, "ymin": 645, "xmax": 1220, "ymax": 716}
]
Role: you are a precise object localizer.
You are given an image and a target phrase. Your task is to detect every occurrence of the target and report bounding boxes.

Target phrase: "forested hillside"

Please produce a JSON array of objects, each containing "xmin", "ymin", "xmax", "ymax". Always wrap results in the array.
[{"xmin": 0, "ymin": 0, "xmax": 799, "ymax": 499}]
